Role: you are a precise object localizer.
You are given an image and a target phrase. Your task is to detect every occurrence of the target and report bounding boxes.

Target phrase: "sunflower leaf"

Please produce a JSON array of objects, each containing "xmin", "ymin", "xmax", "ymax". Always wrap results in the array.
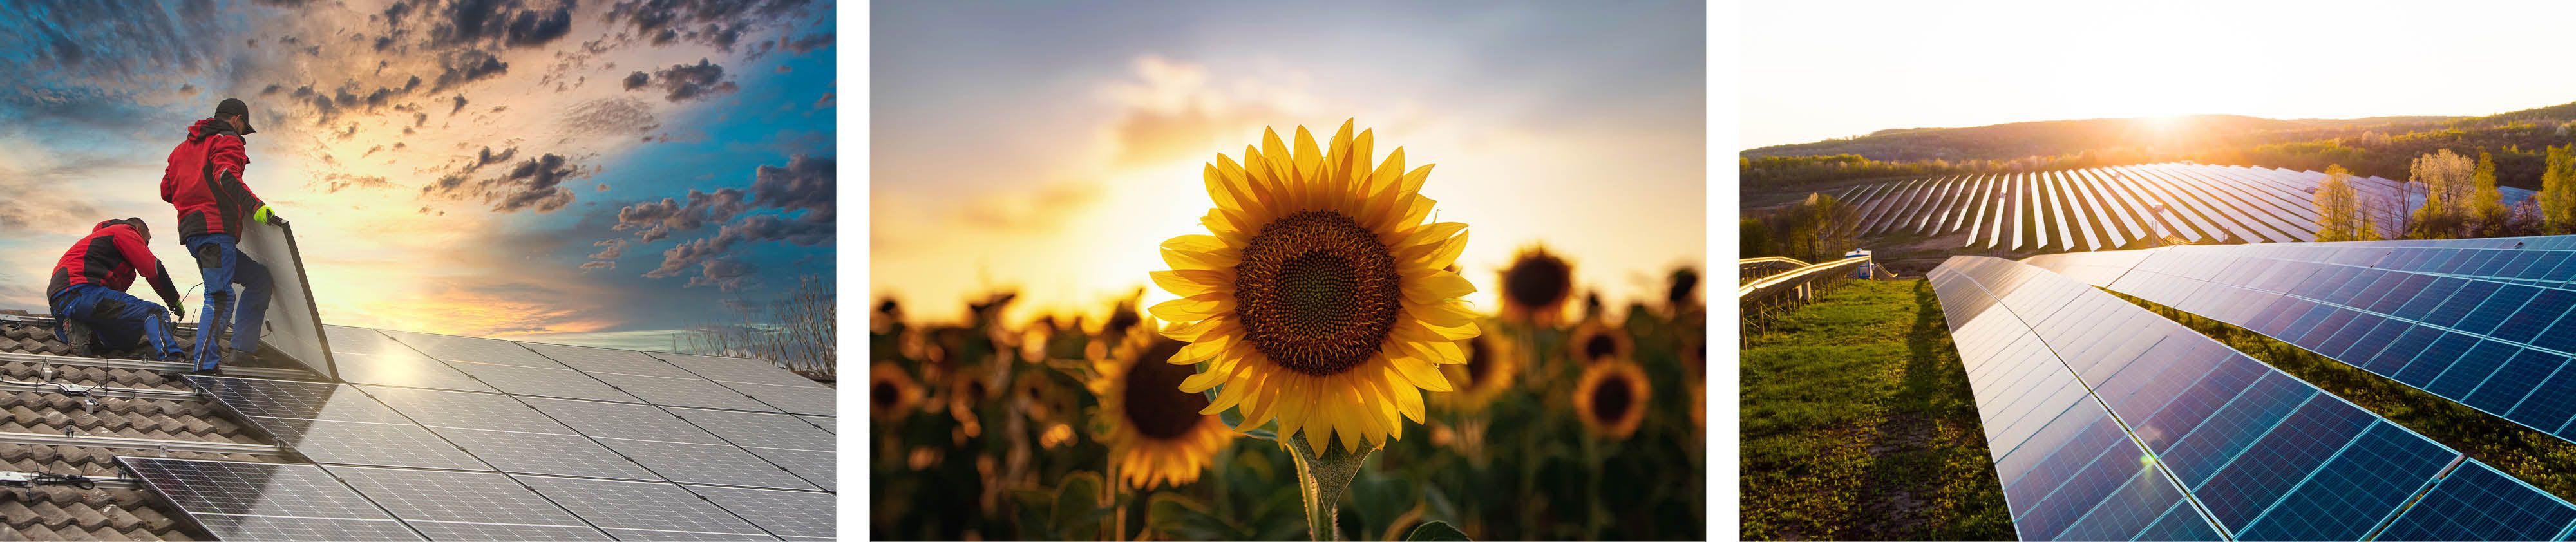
[
  {"xmin": 1404, "ymin": 521, "xmax": 1472, "ymax": 541},
  {"xmin": 1245, "ymin": 427, "xmax": 1278, "ymax": 441},
  {"xmin": 1051, "ymin": 471, "xmax": 1108, "ymax": 539}
]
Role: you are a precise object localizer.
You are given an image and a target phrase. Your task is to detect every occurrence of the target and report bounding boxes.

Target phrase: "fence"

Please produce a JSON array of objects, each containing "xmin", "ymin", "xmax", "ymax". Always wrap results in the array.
[
  {"xmin": 1738, "ymin": 254, "xmax": 1874, "ymax": 337},
  {"xmin": 1739, "ymin": 256, "xmax": 1810, "ymax": 284}
]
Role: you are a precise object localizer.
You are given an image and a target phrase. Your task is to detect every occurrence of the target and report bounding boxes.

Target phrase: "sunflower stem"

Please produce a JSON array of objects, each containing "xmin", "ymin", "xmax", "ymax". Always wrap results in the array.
[{"xmin": 1285, "ymin": 433, "xmax": 1370, "ymax": 541}]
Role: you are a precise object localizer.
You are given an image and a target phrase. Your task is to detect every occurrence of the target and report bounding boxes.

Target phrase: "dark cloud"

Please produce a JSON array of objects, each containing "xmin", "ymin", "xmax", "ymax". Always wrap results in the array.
[
  {"xmin": 612, "ymin": 154, "xmax": 835, "ymax": 290},
  {"xmin": 608, "ymin": 0, "xmax": 815, "ymax": 50},
  {"xmin": 614, "ymin": 188, "xmax": 750, "ymax": 241},
  {"xmin": 430, "ymin": 49, "xmax": 509, "ymax": 92},
  {"xmin": 421, "ymin": 0, "xmax": 577, "ymax": 49},
  {"xmin": 178, "ymin": 84, "xmax": 198, "ymax": 96},
  {"xmin": 629, "ymin": 59, "xmax": 737, "ymax": 103},
  {"xmin": 588, "ymin": 239, "xmax": 627, "ymax": 260},
  {"xmin": 750, "ymin": 155, "xmax": 832, "ymax": 221},
  {"xmin": 450, "ymin": 94, "xmax": 469, "ymax": 114},
  {"xmin": 489, "ymin": 153, "xmax": 582, "ymax": 212},
  {"xmin": 260, "ymin": 84, "xmax": 283, "ymax": 96},
  {"xmin": 782, "ymin": 32, "xmax": 831, "ymax": 53}
]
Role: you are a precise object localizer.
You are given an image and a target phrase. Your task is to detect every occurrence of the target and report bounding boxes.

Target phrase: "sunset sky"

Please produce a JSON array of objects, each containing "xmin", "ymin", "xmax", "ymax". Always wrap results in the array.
[
  {"xmin": 0, "ymin": 0, "xmax": 835, "ymax": 351},
  {"xmin": 871, "ymin": 1, "xmax": 1707, "ymax": 325},
  {"xmin": 1743, "ymin": 1, "xmax": 2576, "ymax": 149}
]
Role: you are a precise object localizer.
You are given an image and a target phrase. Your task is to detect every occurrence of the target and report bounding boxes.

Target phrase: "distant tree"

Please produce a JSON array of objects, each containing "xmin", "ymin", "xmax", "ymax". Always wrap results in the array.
[
  {"xmin": 2541, "ymin": 144, "xmax": 2576, "ymax": 234},
  {"xmin": 1740, "ymin": 217, "xmax": 1775, "ymax": 257},
  {"xmin": 1796, "ymin": 193, "xmax": 1862, "ymax": 262},
  {"xmin": 2409, "ymin": 149, "xmax": 2476, "ymax": 239},
  {"xmin": 2472, "ymin": 151, "xmax": 2512, "ymax": 237},
  {"xmin": 2314, "ymin": 165, "xmax": 2377, "ymax": 241}
]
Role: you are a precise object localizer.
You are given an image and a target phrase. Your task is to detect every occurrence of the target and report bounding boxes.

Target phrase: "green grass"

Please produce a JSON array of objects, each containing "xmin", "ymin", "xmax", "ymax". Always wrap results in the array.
[
  {"xmin": 1740, "ymin": 279, "xmax": 2013, "ymax": 541},
  {"xmin": 2110, "ymin": 290, "xmax": 2576, "ymax": 502}
]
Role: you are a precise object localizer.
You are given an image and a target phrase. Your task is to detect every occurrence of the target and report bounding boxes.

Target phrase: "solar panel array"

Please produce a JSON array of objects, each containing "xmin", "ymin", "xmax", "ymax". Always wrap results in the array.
[
  {"xmin": 1929, "ymin": 256, "xmax": 2576, "ymax": 541},
  {"xmin": 1832, "ymin": 162, "xmax": 2539, "ymax": 252},
  {"xmin": 2025, "ymin": 239, "xmax": 2576, "ymax": 445},
  {"xmin": 146, "ymin": 325, "xmax": 835, "ymax": 540}
]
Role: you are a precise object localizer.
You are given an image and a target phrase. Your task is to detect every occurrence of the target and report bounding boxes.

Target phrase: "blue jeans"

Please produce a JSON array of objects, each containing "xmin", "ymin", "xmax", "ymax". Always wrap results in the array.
[
  {"xmin": 186, "ymin": 234, "xmax": 271, "ymax": 369},
  {"xmin": 50, "ymin": 284, "xmax": 186, "ymax": 360}
]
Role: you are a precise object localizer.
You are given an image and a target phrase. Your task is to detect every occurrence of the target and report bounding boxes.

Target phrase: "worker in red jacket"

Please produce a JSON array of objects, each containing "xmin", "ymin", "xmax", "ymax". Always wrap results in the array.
[
  {"xmin": 46, "ymin": 218, "xmax": 188, "ymax": 360},
  {"xmin": 162, "ymin": 98, "xmax": 281, "ymax": 374}
]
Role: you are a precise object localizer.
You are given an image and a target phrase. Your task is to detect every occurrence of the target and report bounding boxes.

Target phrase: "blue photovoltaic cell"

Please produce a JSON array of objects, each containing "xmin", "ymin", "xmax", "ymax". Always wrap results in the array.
[
  {"xmin": 1931, "ymin": 255, "xmax": 2576, "ymax": 541},
  {"xmin": 2378, "ymin": 463, "xmax": 2576, "ymax": 541},
  {"xmin": 2025, "ymin": 239, "xmax": 2576, "ymax": 446}
]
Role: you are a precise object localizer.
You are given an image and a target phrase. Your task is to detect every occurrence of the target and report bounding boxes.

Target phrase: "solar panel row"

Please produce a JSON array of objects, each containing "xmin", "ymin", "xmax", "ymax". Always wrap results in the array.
[
  {"xmin": 2025, "ymin": 241, "xmax": 2576, "ymax": 444},
  {"xmin": 1836, "ymin": 163, "xmax": 2545, "ymax": 253},
  {"xmin": 1929, "ymin": 256, "xmax": 2576, "ymax": 541}
]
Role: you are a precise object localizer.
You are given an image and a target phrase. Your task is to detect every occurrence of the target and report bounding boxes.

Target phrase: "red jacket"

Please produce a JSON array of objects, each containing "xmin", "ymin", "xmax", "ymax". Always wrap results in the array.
[
  {"xmin": 162, "ymin": 118, "xmax": 265, "ymax": 239},
  {"xmin": 47, "ymin": 219, "xmax": 182, "ymax": 307}
]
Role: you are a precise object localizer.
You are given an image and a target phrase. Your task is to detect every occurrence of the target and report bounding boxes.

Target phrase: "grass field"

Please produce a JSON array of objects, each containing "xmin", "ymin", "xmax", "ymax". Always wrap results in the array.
[
  {"xmin": 2112, "ymin": 290, "xmax": 2576, "ymax": 502},
  {"xmin": 1740, "ymin": 279, "xmax": 2012, "ymax": 541}
]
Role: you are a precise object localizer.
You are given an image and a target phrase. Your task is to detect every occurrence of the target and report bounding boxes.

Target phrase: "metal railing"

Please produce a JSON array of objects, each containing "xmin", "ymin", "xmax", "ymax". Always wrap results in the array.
[
  {"xmin": 1739, "ymin": 256, "xmax": 1810, "ymax": 284},
  {"xmin": 1739, "ymin": 255, "xmax": 1874, "ymax": 336}
]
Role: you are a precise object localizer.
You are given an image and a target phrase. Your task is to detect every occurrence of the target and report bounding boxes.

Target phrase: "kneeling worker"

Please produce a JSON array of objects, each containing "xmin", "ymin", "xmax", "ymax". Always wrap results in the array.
[{"xmin": 46, "ymin": 218, "xmax": 188, "ymax": 360}]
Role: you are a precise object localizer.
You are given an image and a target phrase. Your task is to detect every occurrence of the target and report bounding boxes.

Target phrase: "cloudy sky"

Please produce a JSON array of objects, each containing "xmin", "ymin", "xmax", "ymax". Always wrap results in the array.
[
  {"xmin": 0, "ymin": 0, "xmax": 835, "ymax": 351},
  {"xmin": 1744, "ymin": 0, "xmax": 2576, "ymax": 149},
  {"xmin": 873, "ymin": 1, "xmax": 1706, "ymax": 324}
]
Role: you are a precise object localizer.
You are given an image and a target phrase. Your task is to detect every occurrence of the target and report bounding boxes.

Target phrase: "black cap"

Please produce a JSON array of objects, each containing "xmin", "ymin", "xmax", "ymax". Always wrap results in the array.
[{"xmin": 214, "ymin": 98, "xmax": 256, "ymax": 135}]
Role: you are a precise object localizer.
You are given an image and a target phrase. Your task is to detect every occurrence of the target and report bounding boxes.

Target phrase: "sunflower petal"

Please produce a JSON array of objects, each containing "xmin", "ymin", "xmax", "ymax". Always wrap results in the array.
[
  {"xmin": 1399, "ymin": 164, "xmax": 1435, "ymax": 196},
  {"xmin": 1180, "ymin": 369, "xmax": 1229, "ymax": 393},
  {"xmin": 1386, "ymin": 350, "xmax": 1454, "ymax": 392},
  {"xmin": 1293, "ymin": 126, "xmax": 1322, "ymax": 198},
  {"xmin": 1417, "ymin": 230, "xmax": 1470, "ymax": 270},
  {"xmin": 1175, "ymin": 332, "xmax": 1233, "ymax": 364},
  {"xmin": 1149, "ymin": 295, "xmax": 1231, "ymax": 322},
  {"xmin": 1387, "ymin": 365, "xmax": 1426, "ymax": 424},
  {"xmin": 1411, "ymin": 299, "xmax": 1476, "ymax": 328},
  {"xmin": 1159, "ymin": 315, "xmax": 1233, "ymax": 342},
  {"xmin": 1404, "ymin": 269, "xmax": 1477, "ymax": 304},
  {"xmin": 1348, "ymin": 127, "xmax": 1374, "ymax": 184},
  {"xmin": 1201, "ymin": 373, "xmax": 1251, "ymax": 414},
  {"xmin": 1202, "ymin": 212, "xmax": 1251, "ymax": 247}
]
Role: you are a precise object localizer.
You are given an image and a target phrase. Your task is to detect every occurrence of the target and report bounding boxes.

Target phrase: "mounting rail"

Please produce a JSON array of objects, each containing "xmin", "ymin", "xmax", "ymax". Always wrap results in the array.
[
  {"xmin": 0, "ymin": 378, "xmax": 205, "ymax": 402},
  {"xmin": 0, "ymin": 430, "xmax": 283, "ymax": 456},
  {"xmin": 0, "ymin": 351, "xmax": 311, "ymax": 380}
]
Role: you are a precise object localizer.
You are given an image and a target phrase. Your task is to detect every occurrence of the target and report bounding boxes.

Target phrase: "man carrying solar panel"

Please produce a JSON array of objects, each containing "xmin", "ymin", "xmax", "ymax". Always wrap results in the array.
[
  {"xmin": 44, "ymin": 218, "xmax": 189, "ymax": 360},
  {"xmin": 162, "ymin": 98, "xmax": 285, "ymax": 375}
]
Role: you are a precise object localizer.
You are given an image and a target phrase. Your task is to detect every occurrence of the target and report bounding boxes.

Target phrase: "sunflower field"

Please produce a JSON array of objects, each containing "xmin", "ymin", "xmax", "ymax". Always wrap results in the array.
[{"xmin": 869, "ymin": 122, "xmax": 1707, "ymax": 541}]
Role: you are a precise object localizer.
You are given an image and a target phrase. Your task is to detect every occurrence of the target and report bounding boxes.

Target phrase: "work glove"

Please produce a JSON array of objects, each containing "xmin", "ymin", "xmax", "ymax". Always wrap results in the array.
[
  {"xmin": 167, "ymin": 304, "xmax": 185, "ymax": 322},
  {"xmin": 253, "ymin": 205, "xmax": 285, "ymax": 226}
]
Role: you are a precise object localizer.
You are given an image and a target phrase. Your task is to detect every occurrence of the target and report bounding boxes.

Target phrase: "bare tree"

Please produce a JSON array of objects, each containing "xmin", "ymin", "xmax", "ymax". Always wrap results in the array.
[{"xmin": 677, "ymin": 275, "xmax": 837, "ymax": 380}]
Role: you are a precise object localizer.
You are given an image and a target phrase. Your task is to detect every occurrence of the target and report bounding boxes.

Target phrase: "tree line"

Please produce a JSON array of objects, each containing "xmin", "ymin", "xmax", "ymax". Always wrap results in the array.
[{"xmin": 2310, "ymin": 146, "xmax": 2576, "ymax": 241}]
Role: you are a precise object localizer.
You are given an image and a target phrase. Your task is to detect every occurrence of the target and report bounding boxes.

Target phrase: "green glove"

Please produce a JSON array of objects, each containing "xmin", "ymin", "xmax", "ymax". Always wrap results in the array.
[{"xmin": 252, "ymin": 205, "xmax": 282, "ymax": 225}]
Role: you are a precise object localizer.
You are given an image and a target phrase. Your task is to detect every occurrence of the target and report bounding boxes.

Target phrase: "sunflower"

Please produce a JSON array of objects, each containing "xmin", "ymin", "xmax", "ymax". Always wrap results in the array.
[
  {"xmin": 871, "ymin": 363, "xmax": 923, "ymax": 422},
  {"xmin": 1573, "ymin": 360, "xmax": 1650, "ymax": 440},
  {"xmin": 1497, "ymin": 247, "xmax": 1573, "ymax": 327},
  {"xmin": 1435, "ymin": 329, "xmax": 1520, "ymax": 413},
  {"xmin": 1151, "ymin": 120, "xmax": 1480, "ymax": 454},
  {"xmin": 1565, "ymin": 319, "xmax": 1631, "ymax": 365},
  {"xmin": 1090, "ymin": 322, "xmax": 1235, "ymax": 489}
]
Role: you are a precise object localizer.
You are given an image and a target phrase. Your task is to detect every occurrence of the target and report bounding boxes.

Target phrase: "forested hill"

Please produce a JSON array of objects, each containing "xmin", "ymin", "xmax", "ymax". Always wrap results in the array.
[{"xmin": 1741, "ymin": 100, "xmax": 2576, "ymax": 192}]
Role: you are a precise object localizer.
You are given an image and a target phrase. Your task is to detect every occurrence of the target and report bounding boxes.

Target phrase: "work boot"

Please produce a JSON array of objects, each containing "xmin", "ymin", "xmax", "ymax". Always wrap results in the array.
[{"xmin": 61, "ymin": 321, "xmax": 95, "ymax": 357}]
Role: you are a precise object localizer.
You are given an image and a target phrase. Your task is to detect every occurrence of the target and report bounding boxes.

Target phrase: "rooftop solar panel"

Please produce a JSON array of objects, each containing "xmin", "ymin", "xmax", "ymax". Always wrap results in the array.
[
  {"xmin": 375, "ymin": 329, "xmax": 567, "ymax": 368},
  {"xmin": 668, "ymin": 407, "xmax": 837, "ymax": 491},
  {"xmin": 720, "ymin": 381, "xmax": 835, "ymax": 416},
  {"xmin": 327, "ymin": 326, "xmax": 496, "ymax": 392},
  {"xmin": 119, "ymin": 456, "xmax": 427, "ymax": 541},
  {"xmin": 519, "ymin": 341, "xmax": 701, "ymax": 379},
  {"xmin": 797, "ymin": 415, "xmax": 834, "ymax": 434},
  {"xmin": 428, "ymin": 427, "xmax": 665, "ymax": 480},
  {"xmin": 323, "ymin": 465, "xmax": 614, "ymax": 541},
  {"xmin": 587, "ymin": 371, "xmax": 782, "ymax": 412},
  {"xmin": 1929, "ymin": 255, "xmax": 2576, "ymax": 540},
  {"xmin": 442, "ymin": 360, "xmax": 641, "ymax": 402},
  {"xmin": 513, "ymin": 474, "xmax": 779, "ymax": 541},
  {"xmin": 650, "ymin": 352, "xmax": 829, "ymax": 389},
  {"xmin": 685, "ymin": 484, "xmax": 835, "ymax": 541},
  {"xmin": 522, "ymin": 397, "xmax": 818, "ymax": 491},
  {"xmin": 185, "ymin": 375, "xmax": 493, "ymax": 471}
]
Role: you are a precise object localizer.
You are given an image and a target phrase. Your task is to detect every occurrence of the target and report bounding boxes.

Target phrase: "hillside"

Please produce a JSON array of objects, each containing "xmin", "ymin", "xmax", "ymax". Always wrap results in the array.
[{"xmin": 1745, "ymin": 98, "xmax": 2576, "ymax": 191}]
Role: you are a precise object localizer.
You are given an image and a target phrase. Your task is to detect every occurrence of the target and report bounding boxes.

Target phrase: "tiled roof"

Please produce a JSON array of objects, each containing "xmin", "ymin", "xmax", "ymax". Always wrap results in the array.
[{"xmin": 0, "ymin": 322, "xmax": 281, "ymax": 541}]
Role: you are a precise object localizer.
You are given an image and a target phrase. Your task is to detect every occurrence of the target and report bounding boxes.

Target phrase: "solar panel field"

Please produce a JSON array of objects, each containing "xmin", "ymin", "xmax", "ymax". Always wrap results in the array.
[{"xmin": 1828, "ymin": 163, "xmax": 2538, "ymax": 251}]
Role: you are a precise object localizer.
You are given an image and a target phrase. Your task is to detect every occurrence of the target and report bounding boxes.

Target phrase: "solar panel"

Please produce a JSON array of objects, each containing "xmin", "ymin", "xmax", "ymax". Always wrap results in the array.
[
  {"xmin": 513, "ymin": 474, "xmax": 777, "ymax": 541},
  {"xmin": 377, "ymin": 329, "xmax": 568, "ymax": 368},
  {"xmin": 357, "ymin": 384, "xmax": 573, "ymax": 434},
  {"xmin": 719, "ymin": 382, "xmax": 835, "ymax": 416},
  {"xmin": 668, "ymin": 407, "xmax": 836, "ymax": 491},
  {"xmin": 651, "ymin": 352, "xmax": 829, "ymax": 388},
  {"xmin": 327, "ymin": 326, "xmax": 496, "ymax": 392},
  {"xmin": 323, "ymin": 465, "xmax": 614, "ymax": 541},
  {"xmin": 2377, "ymin": 462, "xmax": 2576, "ymax": 541},
  {"xmin": 685, "ymin": 484, "xmax": 835, "ymax": 540},
  {"xmin": 442, "ymin": 360, "xmax": 641, "ymax": 402},
  {"xmin": 1929, "ymin": 256, "xmax": 2576, "ymax": 540},
  {"xmin": 587, "ymin": 371, "xmax": 783, "ymax": 412},
  {"xmin": 426, "ymin": 427, "xmax": 665, "ymax": 480},
  {"xmin": 520, "ymin": 341, "xmax": 701, "ymax": 378},
  {"xmin": 522, "ymin": 397, "xmax": 819, "ymax": 491},
  {"xmin": 119, "ymin": 456, "xmax": 426, "ymax": 541},
  {"xmin": 797, "ymin": 415, "xmax": 834, "ymax": 434},
  {"xmin": 186, "ymin": 375, "xmax": 491, "ymax": 471},
  {"xmin": 2025, "ymin": 241, "xmax": 2576, "ymax": 443}
]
